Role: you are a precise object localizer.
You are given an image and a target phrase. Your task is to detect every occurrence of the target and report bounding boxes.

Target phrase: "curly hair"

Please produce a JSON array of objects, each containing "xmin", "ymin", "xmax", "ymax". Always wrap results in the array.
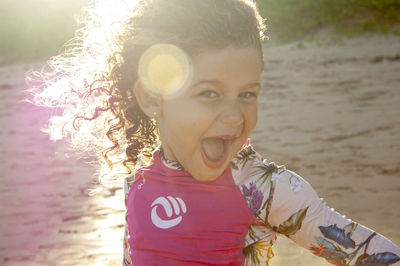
[{"xmin": 28, "ymin": 0, "xmax": 266, "ymax": 186}]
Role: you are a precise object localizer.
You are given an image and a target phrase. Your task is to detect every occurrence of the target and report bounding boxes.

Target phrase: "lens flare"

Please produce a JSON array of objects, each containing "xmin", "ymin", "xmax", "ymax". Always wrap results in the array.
[{"xmin": 138, "ymin": 44, "xmax": 192, "ymax": 98}]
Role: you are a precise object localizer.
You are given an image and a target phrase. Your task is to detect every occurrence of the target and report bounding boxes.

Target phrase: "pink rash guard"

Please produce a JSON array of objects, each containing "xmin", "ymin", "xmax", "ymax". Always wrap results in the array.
[
  {"xmin": 124, "ymin": 143, "xmax": 400, "ymax": 265},
  {"xmin": 126, "ymin": 150, "xmax": 256, "ymax": 265}
]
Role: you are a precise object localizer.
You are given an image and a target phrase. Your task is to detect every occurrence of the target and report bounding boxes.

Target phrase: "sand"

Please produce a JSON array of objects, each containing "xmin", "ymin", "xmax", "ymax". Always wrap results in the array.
[{"xmin": 0, "ymin": 34, "xmax": 399, "ymax": 265}]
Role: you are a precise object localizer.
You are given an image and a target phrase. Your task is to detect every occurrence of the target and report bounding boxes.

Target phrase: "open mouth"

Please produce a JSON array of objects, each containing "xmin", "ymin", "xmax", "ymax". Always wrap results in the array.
[{"xmin": 200, "ymin": 137, "xmax": 234, "ymax": 169}]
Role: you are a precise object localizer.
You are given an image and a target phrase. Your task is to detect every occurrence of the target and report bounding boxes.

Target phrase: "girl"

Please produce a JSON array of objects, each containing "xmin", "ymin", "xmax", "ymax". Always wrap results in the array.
[{"xmin": 30, "ymin": 0, "xmax": 400, "ymax": 265}]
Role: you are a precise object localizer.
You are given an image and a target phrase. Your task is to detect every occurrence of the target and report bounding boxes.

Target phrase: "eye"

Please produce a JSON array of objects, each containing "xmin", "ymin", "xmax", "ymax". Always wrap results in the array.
[
  {"xmin": 239, "ymin": 91, "xmax": 257, "ymax": 99},
  {"xmin": 198, "ymin": 90, "xmax": 218, "ymax": 98}
]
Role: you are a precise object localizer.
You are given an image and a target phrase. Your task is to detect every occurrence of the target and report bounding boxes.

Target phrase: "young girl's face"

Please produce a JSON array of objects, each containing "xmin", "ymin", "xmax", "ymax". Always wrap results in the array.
[{"xmin": 158, "ymin": 46, "xmax": 263, "ymax": 181}]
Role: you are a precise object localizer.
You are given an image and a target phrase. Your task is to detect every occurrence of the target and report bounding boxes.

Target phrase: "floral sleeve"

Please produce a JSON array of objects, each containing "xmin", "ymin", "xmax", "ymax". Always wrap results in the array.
[
  {"xmin": 231, "ymin": 144, "xmax": 400, "ymax": 266},
  {"xmin": 269, "ymin": 169, "xmax": 400, "ymax": 265},
  {"xmin": 123, "ymin": 176, "xmax": 134, "ymax": 266}
]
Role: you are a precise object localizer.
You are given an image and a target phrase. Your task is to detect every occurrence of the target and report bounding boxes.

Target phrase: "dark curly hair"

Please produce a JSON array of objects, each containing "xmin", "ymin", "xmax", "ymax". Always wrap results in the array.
[{"xmin": 29, "ymin": 0, "xmax": 266, "ymax": 185}]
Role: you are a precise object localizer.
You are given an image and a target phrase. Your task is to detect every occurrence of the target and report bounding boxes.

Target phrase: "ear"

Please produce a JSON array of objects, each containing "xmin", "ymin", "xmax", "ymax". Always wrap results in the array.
[{"xmin": 133, "ymin": 79, "xmax": 163, "ymax": 118}]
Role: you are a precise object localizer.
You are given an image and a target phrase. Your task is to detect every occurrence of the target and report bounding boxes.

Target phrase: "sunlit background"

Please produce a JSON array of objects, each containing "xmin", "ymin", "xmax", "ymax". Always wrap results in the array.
[
  {"xmin": 1, "ymin": 0, "xmax": 399, "ymax": 265},
  {"xmin": 1, "ymin": 0, "xmax": 399, "ymax": 65}
]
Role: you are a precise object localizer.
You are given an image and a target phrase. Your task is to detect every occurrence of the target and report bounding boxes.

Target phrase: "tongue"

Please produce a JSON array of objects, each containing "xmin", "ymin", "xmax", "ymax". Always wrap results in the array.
[{"xmin": 201, "ymin": 138, "xmax": 225, "ymax": 161}]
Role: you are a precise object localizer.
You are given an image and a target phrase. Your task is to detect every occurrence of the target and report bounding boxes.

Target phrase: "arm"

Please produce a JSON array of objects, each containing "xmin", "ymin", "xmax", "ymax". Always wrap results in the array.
[
  {"xmin": 123, "ymin": 177, "xmax": 133, "ymax": 266},
  {"xmin": 123, "ymin": 224, "xmax": 132, "ymax": 266},
  {"xmin": 232, "ymin": 143, "xmax": 400, "ymax": 265},
  {"xmin": 268, "ymin": 169, "xmax": 400, "ymax": 265}
]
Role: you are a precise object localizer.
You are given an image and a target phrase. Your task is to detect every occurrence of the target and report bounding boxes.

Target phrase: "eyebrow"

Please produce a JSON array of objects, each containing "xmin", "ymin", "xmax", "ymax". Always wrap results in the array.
[
  {"xmin": 241, "ymin": 82, "xmax": 261, "ymax": 90},
  {"xmin": 191, "ymin": 80, "xmax": 261, "ymax": 90},
  {"xmin": 191, "ymin": 80, "xmax": 222, "ymax": 88}
]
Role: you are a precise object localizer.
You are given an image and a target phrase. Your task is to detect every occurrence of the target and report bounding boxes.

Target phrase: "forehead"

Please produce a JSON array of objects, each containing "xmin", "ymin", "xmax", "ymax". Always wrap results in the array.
[{"xmin": 190, "ymin": 46, "xmax": 264, "ymax": 82}]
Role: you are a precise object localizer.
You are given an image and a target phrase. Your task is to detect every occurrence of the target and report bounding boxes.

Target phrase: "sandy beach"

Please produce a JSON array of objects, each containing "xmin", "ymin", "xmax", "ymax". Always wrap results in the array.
[{"xmin": 1, "ymin": 34, "xmax": 399, "ymax": 265}]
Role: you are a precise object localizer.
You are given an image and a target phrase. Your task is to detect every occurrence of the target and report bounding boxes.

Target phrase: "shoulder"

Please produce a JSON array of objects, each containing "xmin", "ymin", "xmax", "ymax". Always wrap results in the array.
[
  {"xmin": 231, "ymin": 141, "xmax": 283, "ymax": 188},
  {"xmin": 124, "ymin": 174, "xmax": 136, "ymax": 201},
  {"xmin": 230, "ymin": 141, "xmax": 320, "ymax": 214},
  {"xmin": 231, "ymin": 140, "xmax": 314, "ymax": 193},
  {"xmin": 230, "ymin": 141, "xmax": 284, "ymax": 219}
]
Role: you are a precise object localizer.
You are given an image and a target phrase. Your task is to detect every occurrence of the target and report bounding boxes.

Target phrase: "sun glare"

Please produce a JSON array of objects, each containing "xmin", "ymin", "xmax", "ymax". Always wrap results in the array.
[{"xmin": 138, "ymin": 44, "xmax": 193, "ymax": 98}]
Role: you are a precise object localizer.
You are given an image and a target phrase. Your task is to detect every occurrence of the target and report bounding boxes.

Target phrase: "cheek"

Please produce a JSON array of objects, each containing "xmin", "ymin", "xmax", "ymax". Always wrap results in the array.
[{"xmin": 161, "ymin": 104, "xmax": 205, "ymax": 143}]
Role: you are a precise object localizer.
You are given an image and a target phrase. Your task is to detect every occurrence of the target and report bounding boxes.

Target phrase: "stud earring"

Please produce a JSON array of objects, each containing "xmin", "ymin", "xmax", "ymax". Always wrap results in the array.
[{"xmin": 153, "ymin": 111, "xmax": 157, "ymax": 116}]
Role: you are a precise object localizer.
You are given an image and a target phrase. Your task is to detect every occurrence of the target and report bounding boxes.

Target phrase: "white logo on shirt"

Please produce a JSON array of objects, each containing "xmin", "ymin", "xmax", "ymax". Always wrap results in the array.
[{"xmin": 150, "ymin": 196, "xmax": 187, "ymax": 229}]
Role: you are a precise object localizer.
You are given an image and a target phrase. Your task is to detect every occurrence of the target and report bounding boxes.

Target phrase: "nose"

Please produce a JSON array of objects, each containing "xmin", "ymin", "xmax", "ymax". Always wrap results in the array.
[{"xmin": 220, "ymin": 101, "xmax": 243, "ymax": 127}]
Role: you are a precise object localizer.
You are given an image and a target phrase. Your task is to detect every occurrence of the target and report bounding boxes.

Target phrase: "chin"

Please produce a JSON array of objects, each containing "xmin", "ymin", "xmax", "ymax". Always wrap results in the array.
[
  {"xmin": 192, "ymin": 164, "xmax": 229, "ymax": 182},
  {"xmin": 192, "ymin": 173, "xmax": 221, "ymax": 182}
]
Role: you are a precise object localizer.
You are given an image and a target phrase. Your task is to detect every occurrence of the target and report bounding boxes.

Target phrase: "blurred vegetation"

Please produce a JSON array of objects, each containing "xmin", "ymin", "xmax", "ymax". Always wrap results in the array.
[
  {"xmin": 257, "ymin": 0, "xmax": 400, "ymax": 42},
  {"xmin": 0, "ymin": 0, "xmax": 400, "ymax": 64},
  {"xmin": 0, "ymin": 0, "xmax": 89, "ymax": 65}
]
